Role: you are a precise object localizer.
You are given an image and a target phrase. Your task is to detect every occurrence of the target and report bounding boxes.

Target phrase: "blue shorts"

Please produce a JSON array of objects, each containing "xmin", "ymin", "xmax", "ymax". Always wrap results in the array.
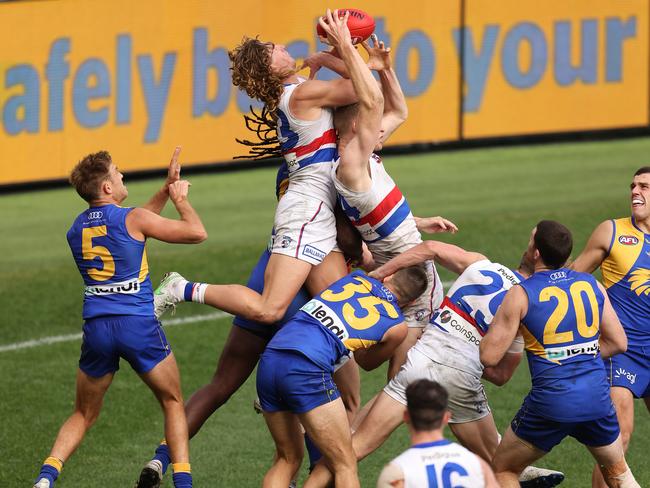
[
  {"xmin": 256, "ymin": 349, "xmax": 340, "ymax": 414},
  {"xmin": 79, "ymin": 315, "xmax": 171, "ymax": 377},
  {"xmin": 233, "ymin": 248, "xmax": 311, "ymax": 341},
  {"xmin": 605, "ymin": 344, "xmax": 650, "ymax": 398},
  {"xmin": 511, "ymin": 399, "xmax": 620, "ymax": 453}
]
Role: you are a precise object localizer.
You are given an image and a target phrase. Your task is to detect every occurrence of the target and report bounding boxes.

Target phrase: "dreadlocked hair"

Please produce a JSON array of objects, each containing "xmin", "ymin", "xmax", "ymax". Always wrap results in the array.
[
  {"xmin": 233, "ymin": 105, "xmax": 282, "ymax": 160},
  {"xmin": 229, "ymin": 37, "xmax": 285, "ymax": 160}
]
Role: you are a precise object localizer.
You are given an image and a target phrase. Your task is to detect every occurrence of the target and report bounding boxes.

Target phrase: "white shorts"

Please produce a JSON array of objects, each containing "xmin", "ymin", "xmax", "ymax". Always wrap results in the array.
[
  {"xmin": 402, "ymin": 261, "xmax": 444, "ymax": 328},
  {"xmin": 384, "ymin": 347, "xmax": 491, "ymax": 423},
  {"xmin": 271, "ymin": 191, "xmax": 338, "ymax": 266}
]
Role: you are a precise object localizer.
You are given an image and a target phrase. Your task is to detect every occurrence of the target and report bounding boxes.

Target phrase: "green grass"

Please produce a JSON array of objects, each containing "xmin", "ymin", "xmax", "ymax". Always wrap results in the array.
[{"xmin": 1, "ymin": 137, "xmax": 649, "ymax": 486}]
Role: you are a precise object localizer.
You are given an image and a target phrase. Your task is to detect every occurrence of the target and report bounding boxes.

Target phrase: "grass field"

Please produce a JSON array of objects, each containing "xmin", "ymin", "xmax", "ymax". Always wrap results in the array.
[{"xmin": 2, "ymin": 137, "xmax": 650, "ymax": 487}]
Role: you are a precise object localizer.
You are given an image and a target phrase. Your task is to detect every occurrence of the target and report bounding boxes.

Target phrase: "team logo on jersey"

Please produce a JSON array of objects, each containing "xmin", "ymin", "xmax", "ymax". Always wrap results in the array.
[
  {"xmin": 628, "ymin": 268, "xmax": 650, "ymax": 296},
  {"xmin": 301, "ymin": 299, "xmax": 349, "ymax": 341},
  {"xmin": 279, "ymin": 235, "xmax": 293, "ymax": 249},
  {"xmin": 619, "ymin": 235, "xmax": 639, "ymax": 246}
]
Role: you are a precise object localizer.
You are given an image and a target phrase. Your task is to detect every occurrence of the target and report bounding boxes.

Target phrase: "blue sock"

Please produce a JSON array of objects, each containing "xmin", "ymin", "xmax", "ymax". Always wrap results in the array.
[
  {"xmin": 183, "ymin": 282, "xmax": 194, "ymax": 302},
  {"xmin": 172, "ymin": 471, "xmax": 193, "ymax": 487},
  {"xmin": 36, "ymin": 460, "xmax": 61, "ymax": 485},
  {"xmin": 305, "ymin": 434, "xmax": 323, "ymax": 470},
  {"xmin": 153, "ymin": 442, "xmax": 171, "ymax": 474}
]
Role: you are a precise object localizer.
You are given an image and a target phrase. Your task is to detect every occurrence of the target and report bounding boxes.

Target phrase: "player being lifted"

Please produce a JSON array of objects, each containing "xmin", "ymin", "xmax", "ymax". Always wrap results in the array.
[
  {"xmin": 32, "ymin": 148, "xmax": 206, "ymax": 488},
  {"xmin": 481, "ymin": 221, "xmax": 640, "ymax": 488},
  {"xmin": 571, "ymin": 167, "xmax": 650, "ymax": 488}
]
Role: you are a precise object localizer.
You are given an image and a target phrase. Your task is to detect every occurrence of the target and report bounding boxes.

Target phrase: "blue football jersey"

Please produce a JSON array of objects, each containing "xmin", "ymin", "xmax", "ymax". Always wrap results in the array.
[
  {"xmin": 267, "ymin": 270, "xmax": 404, "ymax": 370},
  {"xmin": 67, "ymin": 204, "xmax": 153, "ymax": 319},
  {"xmin": 519, "ymin": 268, "xmax": 611, "ymax": 421}
]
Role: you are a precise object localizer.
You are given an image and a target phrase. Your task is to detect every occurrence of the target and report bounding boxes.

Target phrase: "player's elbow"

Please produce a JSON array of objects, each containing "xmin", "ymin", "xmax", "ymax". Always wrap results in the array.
[
  {"xmin": 187, "ymin": 227, "xmax": 208, "ymax": 243},
  {"xmin": 359, "ymin": 89, "xmax": 383, "ymax": 110},
  {"xmin": 479, "ymin": 345, "xmax": 499, "ymax": 368}
]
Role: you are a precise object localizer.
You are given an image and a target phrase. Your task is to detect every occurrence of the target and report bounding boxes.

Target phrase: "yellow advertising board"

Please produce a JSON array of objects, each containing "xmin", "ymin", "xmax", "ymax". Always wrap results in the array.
[
  {"xmin": 0, "ymin": 0, "xmax": 460, "ymax": 185},
  {"xmin": 462, "ymin": 0, "xmax": 649, "ymax": 137}
]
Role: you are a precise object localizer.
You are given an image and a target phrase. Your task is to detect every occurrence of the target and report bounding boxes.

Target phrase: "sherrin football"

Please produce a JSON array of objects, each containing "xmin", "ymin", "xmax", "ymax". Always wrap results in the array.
[{"xmin": 316, "ymin": 8, "xmax": 375, "ymax": 45}]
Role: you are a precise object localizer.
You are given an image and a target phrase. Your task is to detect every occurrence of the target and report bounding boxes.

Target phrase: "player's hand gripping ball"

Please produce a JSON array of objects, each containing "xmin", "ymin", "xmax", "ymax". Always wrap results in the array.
[{"xmin": 316, "ymin": 8, "xmax": 375, "ymax": 45}]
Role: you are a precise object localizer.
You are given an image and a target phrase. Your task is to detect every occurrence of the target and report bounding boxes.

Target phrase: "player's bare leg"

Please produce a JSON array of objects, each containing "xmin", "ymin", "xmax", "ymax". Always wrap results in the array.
[
  {"xmin": 492, "ymin": 427, "xmax": 546, "ymax": 488},
  {"xmin": 49, "ymin": 369, "xmax": 114, "ymax": 461},
  {"xmin": 387, "ymin": 326, "xmax": 423, "ymax": 380},
  {"xmin": 183, "ymin": 326, "xmax": 267, "ymax": 436},
  {"xmin": 300, "ymin": 399, "xmax": 360, "ymax": 488},
  {"xmin": 140, "ymin": 353, "xmax": 189, "ymax": 464},
  {"xmin": 588, "ymin": 436, "xmax": 640, "ymax": 488},
  {"xmin": 199, "ymin": 254, "xmax": 312, "ymax": 323},
  {"xmin": 592, "ymin": 387, "xmax": 635, "ymax": 488},
  {"xmin": 261, "ymin": 411, "xmax": 304, "ymax": 488},
  {"xmin": 333, "ymin": 357, "xmax": 361, "ymax": 420},
  {"xmin": 305, "ymin": 392, "xmax": 404, "ymax": 488},
  {"xmin": 449, "ymin": 413, "xmax": 500, "ymax": 463}
]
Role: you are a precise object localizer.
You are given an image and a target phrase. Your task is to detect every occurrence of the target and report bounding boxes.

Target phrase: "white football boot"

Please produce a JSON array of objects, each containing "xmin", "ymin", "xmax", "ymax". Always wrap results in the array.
[
  {"xmin": 153, "ymin": 272, "xmax": 187, "ymax": 319},
  {"xmin": 519, "ymin": 465, "xmax": 565, "ymax": 487}
]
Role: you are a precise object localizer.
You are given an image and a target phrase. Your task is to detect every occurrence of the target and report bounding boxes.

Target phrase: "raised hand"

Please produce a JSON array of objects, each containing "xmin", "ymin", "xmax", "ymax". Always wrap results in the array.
[
  {"xmin": 317, "ymin": 9, "xmax": 352, "ymax": 49},
  {"xmin": 362, "ymin": 34, "xmax": 392, "ymax": 71},
  {"xmin": 168, "ymin": 180, "xmax": 191, "ymax": 204},
  {"xmin": 415, "ymin": 216, "xmax": 459, "ymax": 234},
  {"xmin": 166, "ymin": 146, "xmax": 181, "ymax": 188}
]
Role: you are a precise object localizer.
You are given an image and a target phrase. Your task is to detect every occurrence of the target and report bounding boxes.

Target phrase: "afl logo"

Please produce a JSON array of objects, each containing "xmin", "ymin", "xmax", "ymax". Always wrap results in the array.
[
  {"xmin": 619, "ymin": 235, "xmax": 639, "ymax": 246},
  {"xmin": 88, "ymin": 211, "xmax": 103, "ymax": 220}
]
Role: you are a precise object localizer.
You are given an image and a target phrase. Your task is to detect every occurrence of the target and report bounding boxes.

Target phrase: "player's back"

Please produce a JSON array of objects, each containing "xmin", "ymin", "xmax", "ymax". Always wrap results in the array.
[
  {"xmin": 519, "ymin": 268, "xmax": 610, "ymax": 421},
  {"xmin": 267, "ymin": 270, "xmax": 404, "ymax": 369},
  {"xmin": 67, "ymin": 204, "xmax": 153, "ymax": 320},
  {"xmin": 390, "ymin": 439, "xmax": 485, "ymax": 488},
  {"xmin": 276, "ymin": 80, "xmax": 337, "ymax": 205},
  {"xmin": 416, "ymin": 259, "xmax": 523, "ymax": 376},
  {"xmin": 601, "ymin": 217, "xmax": 650, "ymax": 345}
]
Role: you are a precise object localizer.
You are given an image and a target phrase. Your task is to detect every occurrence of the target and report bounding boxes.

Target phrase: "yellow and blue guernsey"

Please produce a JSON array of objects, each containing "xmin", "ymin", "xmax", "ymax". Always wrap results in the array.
[
  {"xmin": 601, "ymin": 217, "xmax": 650, "ymax": 346},
  {"xmin": 67, "ymin": 204, "xmax": 153, "ymax": 319},
  {"xmin": 267, "ymin": 270, "xmax": 404, "ymax": 370},
  {"xmin": 518, "ymin": 269, "xmax": 610, "ymax": 422}
]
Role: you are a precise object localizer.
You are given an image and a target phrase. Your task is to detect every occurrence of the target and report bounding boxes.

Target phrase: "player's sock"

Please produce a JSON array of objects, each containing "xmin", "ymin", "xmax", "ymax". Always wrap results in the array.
[
  {"xmin": 153, "ymin": 440, "xmax": 172, "ymax": 474},
  {"xmin": 304, "ymin": 434, "xmax": 323, "ymax": 470},
  {"xmin": 35, "ymin": 456, "xmax": 63, "ymax": 486},
  {"xmin": 183, "ymin": 282, "xmax": 207, "ymax": 304},
  {"xmin": 172, "ymin": 463, "xmax": 192, "ymax": 488}
]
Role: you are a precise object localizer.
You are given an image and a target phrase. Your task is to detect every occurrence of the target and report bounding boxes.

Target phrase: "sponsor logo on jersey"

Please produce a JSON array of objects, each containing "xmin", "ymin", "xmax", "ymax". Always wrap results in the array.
[
  {"xmin": 85, "ymin": 278, "xmax": 140, "ymax": 296},
  {"xmin": 496, "ymin": 266, "xmax": 520, "ymax": 286},
  {"xmin": 627, "ymin": 268, "xmax": 650, "ymax": 296},
  {"xmin": 88, "ymin": 211, "xmax": 103, "ymax": 220},
  {"xmin": 302, "ymin": 245, "xmax": 326, "ymax": 261},
  {"xmin": 285, "ymin": 153, "xmax": 299, "ymax": 171},
  {"xmin": 380, "ymin": 286, "xmax": 395, "ymax": 303},
  {"xmin": 619, "ymin": 235, "xmax": 639, "ymax": 246},
  {"xmin": 544, "ymin": 339, "xmax": 599, "ymax": 361},
  {"xmin": 550, "ymin": 271, "xmax": 567, "ymax": 281},
  {"xmin": 614, "ymin": 367, "xmax": 637, "ymax": 385},
  {"xmin": 301, "ymin": 299, "xmax": 349, "ymax": 341},
  {"xmin": 432, "ymin": 306, "xmax": 482, "ymax": 347}
]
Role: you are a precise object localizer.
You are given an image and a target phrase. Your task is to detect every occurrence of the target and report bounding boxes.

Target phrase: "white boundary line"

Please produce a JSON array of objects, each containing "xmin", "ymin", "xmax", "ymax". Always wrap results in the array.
[
  {"xmin": 0, "ymin": 280, "xmax": 455, "ymax": 354},
  {"xmin": 0, "ymin": 311, "xmax": 232, "ymax": 354}
]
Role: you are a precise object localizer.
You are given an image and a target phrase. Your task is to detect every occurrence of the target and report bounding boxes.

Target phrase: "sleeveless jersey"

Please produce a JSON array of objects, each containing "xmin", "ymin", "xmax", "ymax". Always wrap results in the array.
[
  {"xmin": 267, "ymin": 270, "xmax": 404, "ymax": 370},
  {"xmin": 334, "ymin": 153, "xmax": 421, "ymax": 265},
  {"xmin": 66, "ymin": 204, "xmax": 153, "ymax": 319},
  {"xmin": 519, "ymin": 269, "xmax": 611, "ymax": 421},
  {"xmin": 276, "ymin": 79, "xmax": 338, "ymax": 206},
  {"xmin": 601, "ymin": 217, "xmax": 650, "ymax": 345},
  {"xmin": 415, "ymin": 260, "xmax": 523, "ymax": 377},
  {"xmin": 390, "ymin": 439, "xmax": 485, "ymax": 488}
]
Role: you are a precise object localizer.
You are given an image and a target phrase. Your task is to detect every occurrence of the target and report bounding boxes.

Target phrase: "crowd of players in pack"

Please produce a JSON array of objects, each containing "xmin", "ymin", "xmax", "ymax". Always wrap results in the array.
[{"xmin": 32, "ymin": 9, "xmax": 648, "ymax": 488}]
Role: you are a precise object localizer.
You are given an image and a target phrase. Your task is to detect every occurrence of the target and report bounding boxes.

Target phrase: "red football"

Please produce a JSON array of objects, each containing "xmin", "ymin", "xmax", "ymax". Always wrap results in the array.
[{"xmin": 316, "ymin": 9, "xmax": 375, "ymax": 45}]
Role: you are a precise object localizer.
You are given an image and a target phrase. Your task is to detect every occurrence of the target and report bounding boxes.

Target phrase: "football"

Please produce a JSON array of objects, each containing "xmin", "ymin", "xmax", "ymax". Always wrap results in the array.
[{"xmin": 316, "ymin": 8, "xmax": 375, "ymax": 45}]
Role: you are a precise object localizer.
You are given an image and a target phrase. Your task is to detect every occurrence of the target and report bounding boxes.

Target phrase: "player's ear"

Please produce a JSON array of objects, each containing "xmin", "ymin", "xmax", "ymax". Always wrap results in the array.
[
  {"xmin": 403, "ymin": 409, "xmax": 410, "ymax": 425},
  {"xmin": 101, "ymin": 178, "xmax": 112, "ymax": 196},
  {"xmin": 442, "ymin": 410, "xmax": 452, "ymax": 426}
]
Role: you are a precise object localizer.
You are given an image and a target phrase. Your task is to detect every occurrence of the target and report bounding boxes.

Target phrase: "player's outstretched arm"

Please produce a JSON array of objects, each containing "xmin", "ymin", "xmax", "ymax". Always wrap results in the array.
[
  {"xmin": 414, "ymin": 216, "xmax": 459, "ymax": 234},
  {"xmin": 362, "ymin": 35, "xmax": 407, "ymax": 143},
  {"xmin": 127, "ymin": 180, "xmax": 207, "ymax": 244},
  {"xmin": 480, "ymin": 285, "xmax": 527, "ymax": 367},
  {"xmin": 570, "ymin": 220, "xmax": 613, "ymax": 273},
  {"xmin": 142, "ymin": 146, "xmax": 182, "ymax": 215},
  {"xmin": 354, "ymin": 323, "xmax": 407, "ymax": 371},
  {"xmin": 370, "ymin": 241, "xmax": 485, "ymax": 281},
  {"xmin": 596, "ymin": 281, "xmax": 628, "ymax": 358},
  {"xmin": 482, "ymin": 340, "xmax": 523, "ymax": 386}
]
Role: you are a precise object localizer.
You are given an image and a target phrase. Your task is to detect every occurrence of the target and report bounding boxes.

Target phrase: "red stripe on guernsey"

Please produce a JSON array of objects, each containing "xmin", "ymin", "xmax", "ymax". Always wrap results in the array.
[
  {"xmin": 295, "ymin": 201, "xmax": 324, "ymax": 258},
  {"xmin": 441, "ymin": 296, "xmax": 484, "ymax": 336},
  {"xmin": 355, "ymin": 185, "xmax": 404, "ymax": 227},
  {"xmin": 283, "ymin": 129, "xmax": 337, "ymax": 158}
]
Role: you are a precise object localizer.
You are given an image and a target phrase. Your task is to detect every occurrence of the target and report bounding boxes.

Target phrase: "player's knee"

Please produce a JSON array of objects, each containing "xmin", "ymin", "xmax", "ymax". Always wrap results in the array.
[
  {"xmin": 619, "ymin": 429, "xmax": 634, "ymax": 451},
  {"xmin": 275, "ymin": 447, "xmax": 304, "ymax": 469}
]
